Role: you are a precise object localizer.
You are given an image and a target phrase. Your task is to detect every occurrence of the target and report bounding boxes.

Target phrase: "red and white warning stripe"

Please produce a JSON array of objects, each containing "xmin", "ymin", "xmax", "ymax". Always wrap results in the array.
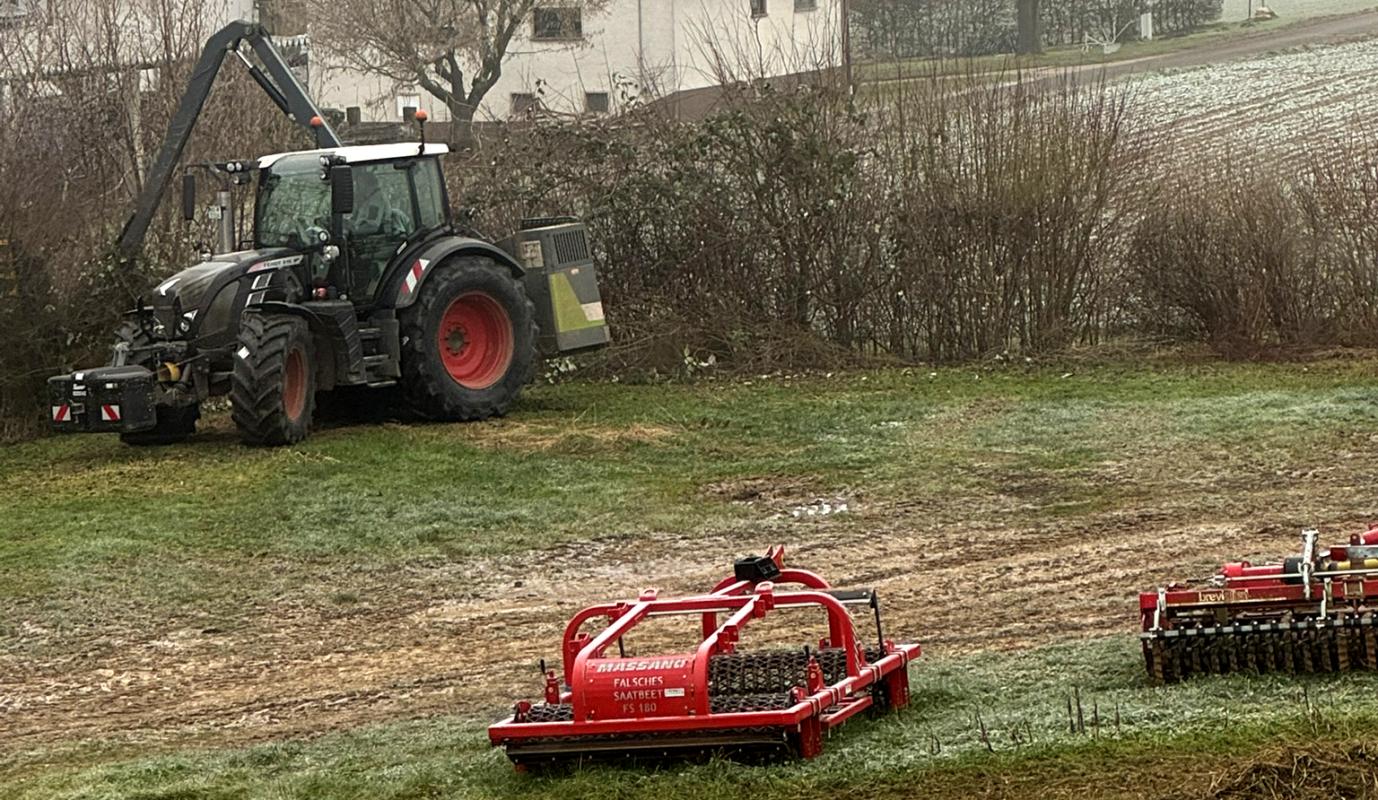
[
  {"xmin": 402, "ymin": 258, "xmax": 429, "ymax": 296},
  {"xmin": 52, "ymin": 404, "xmax": 72, "ymax": 423},
  {"xmin": 100, "ymin": 404, "xmax": 121, "ymax": 422}
]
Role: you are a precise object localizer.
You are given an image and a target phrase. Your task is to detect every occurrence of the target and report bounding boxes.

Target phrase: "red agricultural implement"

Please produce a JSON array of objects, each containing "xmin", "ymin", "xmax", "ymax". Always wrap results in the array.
[
  {"xmin": 1141, "ymin": 525, "xmax": 1378, "ymax": 683},
  {"xmin": 488, "ymin": 547, "xmax": 920, "ymax": 766}
]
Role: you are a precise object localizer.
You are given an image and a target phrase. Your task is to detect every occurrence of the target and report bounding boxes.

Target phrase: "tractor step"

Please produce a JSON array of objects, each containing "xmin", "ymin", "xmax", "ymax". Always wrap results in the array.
[{"xmin": 362, "ymin": 353, "xmax": 397, "ymax": 387}]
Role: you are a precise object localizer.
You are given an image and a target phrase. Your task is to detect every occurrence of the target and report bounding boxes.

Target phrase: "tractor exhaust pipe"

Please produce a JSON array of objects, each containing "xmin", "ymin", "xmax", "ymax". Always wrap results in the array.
[{"xmin": 215, "ymin": 190, "xmax": 235, "ymax": 254}]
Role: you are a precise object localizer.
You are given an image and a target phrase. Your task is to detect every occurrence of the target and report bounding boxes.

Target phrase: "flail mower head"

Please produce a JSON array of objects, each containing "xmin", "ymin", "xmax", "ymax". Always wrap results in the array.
[
  {"xmin": 1141, "ymin": 525, "xmax": 1378, "ymax": 683},
  {"xmin": 487, "ymin": 546, "xmax": 920, "ymax": 767}
]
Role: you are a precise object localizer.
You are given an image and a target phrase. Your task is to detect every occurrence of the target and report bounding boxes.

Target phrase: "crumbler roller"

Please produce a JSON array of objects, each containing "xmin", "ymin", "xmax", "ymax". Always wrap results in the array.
[
  {"xmin": 1141, "ymin": 525, "xmax": 1378, "ymax": 683},
  {"xmin": 487, "ymin": 546, "xmax": 920, "ymax": 767}
]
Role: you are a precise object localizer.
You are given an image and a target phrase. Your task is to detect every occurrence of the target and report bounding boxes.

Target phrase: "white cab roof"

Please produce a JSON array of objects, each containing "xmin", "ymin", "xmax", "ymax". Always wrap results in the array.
[{"xmin": 257, "ymin": 142, "xmax": 449, "ymax": 169}]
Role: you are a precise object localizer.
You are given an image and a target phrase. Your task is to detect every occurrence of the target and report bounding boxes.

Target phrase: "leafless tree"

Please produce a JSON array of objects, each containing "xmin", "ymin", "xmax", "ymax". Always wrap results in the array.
[
  {"xmin": 1016, "ymin": 0, "xmax": 1042, "ymax": 53},
  {"xmin": 0, "ymin": 0, "xmax": 305, "ymax": 439},
  {"xmin": 303, "ymin": 0, "xmax": 608, "ymax": 134}
]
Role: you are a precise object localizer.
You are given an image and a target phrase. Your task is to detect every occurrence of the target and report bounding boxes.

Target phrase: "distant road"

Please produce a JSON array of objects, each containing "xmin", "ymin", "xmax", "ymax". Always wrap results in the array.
[{"xmin": 1096, "ymin": 9, "xmax": 1378, "ymax": 78}]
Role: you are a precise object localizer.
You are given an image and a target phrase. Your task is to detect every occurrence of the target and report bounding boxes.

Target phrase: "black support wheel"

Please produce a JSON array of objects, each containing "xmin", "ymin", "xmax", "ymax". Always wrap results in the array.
[
  {"xmin": 111, "ymin": 320, "xmax": 200, "ymax": 446},
  {"xmin": 399, "ymin": 256, "xmax": 537, "ymax": 421},
  {"xmin": 231, "ymin": 313, "xmax": 315, "ymax": 446}
]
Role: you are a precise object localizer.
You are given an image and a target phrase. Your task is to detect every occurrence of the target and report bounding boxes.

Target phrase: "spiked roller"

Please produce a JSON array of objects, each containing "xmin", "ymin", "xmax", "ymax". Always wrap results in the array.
[
  {"xmin": 1141, "ymin": 525, "xmax": 1378, "ymax": 683},
  {"xmin": 488, "ymin": 546, "xmax": 921, "ymax": 767}
]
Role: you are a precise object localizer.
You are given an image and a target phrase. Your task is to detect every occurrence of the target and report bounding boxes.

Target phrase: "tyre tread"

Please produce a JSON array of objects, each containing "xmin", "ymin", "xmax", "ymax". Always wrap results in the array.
[{"xmin": 230, "ymin": 313, "xmax": 313, "ymax": 446}]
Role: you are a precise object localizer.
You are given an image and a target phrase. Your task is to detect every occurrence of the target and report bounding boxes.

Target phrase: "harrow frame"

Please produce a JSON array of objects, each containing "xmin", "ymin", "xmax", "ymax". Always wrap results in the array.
[
  {"xmin": 1141, "ymin": 526, "xmax": 1378, "ymax": 682},
  {"xmin": 488, "ymin": 546, "xmax": 920, "ymax": 765}
]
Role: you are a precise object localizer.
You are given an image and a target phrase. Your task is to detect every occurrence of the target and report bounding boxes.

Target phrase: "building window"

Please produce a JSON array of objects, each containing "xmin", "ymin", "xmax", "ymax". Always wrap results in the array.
[
  {"xmin": 750, "ymin": 0, "xmax": 767, "ymax": 16},
  {"xmin": 794, "ymin": 0, "xmax": 816, "ymax": 9},
  {"xmin": 0, "ymin": 0, "xmax": 28, "ymax": 24},
  {"xmin": 510, "ymin": 93, "xmax": 540, "ymax": 115},
  {"xmin": 584, "ymin": 91, "xmax": 609, "ymax": 114},
  {"xmin": 532, "ymin": 7, "xmax": 582, "ymax": 40}
]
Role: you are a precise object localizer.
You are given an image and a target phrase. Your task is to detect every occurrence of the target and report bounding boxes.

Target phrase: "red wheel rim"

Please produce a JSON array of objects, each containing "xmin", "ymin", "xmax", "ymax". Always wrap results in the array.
[
  {"xmin": 438, "ymin": 291, "xmax": 514, "ymax": 390},
  {"xmin": 283, "ymin": 346, "xmax": 307, "ymax": 421}
]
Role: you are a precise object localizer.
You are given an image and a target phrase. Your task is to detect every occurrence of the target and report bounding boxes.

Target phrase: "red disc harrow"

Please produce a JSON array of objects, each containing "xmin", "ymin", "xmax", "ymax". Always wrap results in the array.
[
  {"xmin": 488, "ymin": 546, "xmax": 921, "ymax": 767},
  {"xmin": 1141, "ymin": 525, "xmax": 1378, "ymax": 683}
]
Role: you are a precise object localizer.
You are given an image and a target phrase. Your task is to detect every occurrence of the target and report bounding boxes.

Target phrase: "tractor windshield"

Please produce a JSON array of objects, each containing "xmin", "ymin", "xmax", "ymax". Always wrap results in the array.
[{"xmin": 255, "ymin": 155, "xmax": 330, "ymax": 248}]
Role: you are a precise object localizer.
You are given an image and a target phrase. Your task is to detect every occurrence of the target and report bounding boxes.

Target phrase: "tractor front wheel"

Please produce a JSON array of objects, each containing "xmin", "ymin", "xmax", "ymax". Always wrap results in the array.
[
  {"xmin": 400, "ymin": 257, "xmax": 537, "ymax": 420},
  {"xmin": 231, "ymin": 313, "xmax": 315, "ymax": 446}
]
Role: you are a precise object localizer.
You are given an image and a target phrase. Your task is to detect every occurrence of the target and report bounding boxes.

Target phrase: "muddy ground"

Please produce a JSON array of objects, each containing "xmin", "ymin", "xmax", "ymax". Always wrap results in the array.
[{"xmin": 6, "ymin": 452, "xmax": 1373, "ymax": 769}]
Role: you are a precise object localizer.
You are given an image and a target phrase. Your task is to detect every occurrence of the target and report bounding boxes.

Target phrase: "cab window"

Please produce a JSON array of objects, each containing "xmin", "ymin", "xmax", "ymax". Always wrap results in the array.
[
  {"xmin": 256, "ymin": 159, "xmax": 330, "ymax": 248},
  {"xmin": 414, "ymin": 159, "xmax": 448, "ymax": 228},
  {"xmin": 347, "ymin": 163, "xmax": 415, "ymax": 237}
]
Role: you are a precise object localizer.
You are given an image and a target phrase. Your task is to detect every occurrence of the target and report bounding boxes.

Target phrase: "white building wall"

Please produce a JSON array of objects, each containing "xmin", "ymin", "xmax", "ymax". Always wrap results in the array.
[
  {"xmin": 306, "ymin": 0, "xmax": 841, "ymax": 124},
  {"xmin": 483, "ymin": 0, "xmax": 843, "ymax": 119},
  {"xmin": 308, "ymin": 53, "xmax": 410, "ymax": 122}
]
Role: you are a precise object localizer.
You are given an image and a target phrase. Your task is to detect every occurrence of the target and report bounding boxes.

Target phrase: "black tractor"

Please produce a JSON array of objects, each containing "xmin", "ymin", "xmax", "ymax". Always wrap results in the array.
[{"xmin": 47, "ymin": 22, "xmax": 608, "ymax": 446}]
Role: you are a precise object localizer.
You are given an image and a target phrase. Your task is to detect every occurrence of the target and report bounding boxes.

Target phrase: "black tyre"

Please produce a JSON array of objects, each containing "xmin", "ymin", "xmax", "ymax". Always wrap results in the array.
[
  {"xmin": 111, "ymin": 320, "xmax": 200, "ymax": 446},
  {"xmin": 399, "ymin": 257, "xmax": 537, "ymax": 420},
  {"xmin": 230, "ymin": 313, "xmax": 315, "ymax": 446}
]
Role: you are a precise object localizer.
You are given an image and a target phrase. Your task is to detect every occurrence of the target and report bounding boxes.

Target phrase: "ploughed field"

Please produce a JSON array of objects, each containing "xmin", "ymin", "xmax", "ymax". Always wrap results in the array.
[
  {"xmin": 1127, "ymin": 28, "xmax": 1378, "ymax": 172},
  {"xmin": 7, "ymin": 356, "xmax": 1378, "ymax": 799}
]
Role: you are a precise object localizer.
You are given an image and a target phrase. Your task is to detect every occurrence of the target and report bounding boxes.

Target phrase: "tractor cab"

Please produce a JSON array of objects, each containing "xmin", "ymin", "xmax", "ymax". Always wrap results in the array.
[{"xmin": 253, "ymin": 142, "xmax": 452, "ymax": 304}]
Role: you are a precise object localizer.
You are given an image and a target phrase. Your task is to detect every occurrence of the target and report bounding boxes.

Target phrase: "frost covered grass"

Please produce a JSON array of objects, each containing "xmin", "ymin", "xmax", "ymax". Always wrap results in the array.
[
  {"xmin": 9, "ymin": 358, "xmax": 1378, "ymax": 800},
  {"xmin": 10, "ymin": 637, "xmax": 1378, "ymax": 800},
  {"xmin": 6, "ymin": 358, "xmax": 1378, "ymax": 633}
]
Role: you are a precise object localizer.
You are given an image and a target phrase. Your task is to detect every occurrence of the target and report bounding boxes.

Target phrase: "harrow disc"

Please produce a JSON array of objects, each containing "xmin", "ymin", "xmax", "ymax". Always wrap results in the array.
[{"xmin": 1143, "ymin": 614, "xmax": 1378, "ymax": 683}]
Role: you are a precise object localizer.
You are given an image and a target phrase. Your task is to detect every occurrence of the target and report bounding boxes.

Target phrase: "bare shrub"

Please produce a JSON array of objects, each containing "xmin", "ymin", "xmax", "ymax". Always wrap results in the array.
[
  {"xmin": 1128, "ymin": 171, "xmax": 1301, "ymax": 355},
  {"xmin": 1296, "ymin": 138, "xmax": 1378, "ymax": 346},
  {"xmin": 877, "ymin": 70, "xmax": 1144, "ymax": 360},
  {"xmin": 456, "ymin": 62, "xmax": 1144, "ymax": 369},
  {"xmin": 1127, "ymin": 144, "xmax": 1378, "ymax": 357},
  {"xmin": 0, "ymin": 0, "xmax": 307, "ymax": 440}
]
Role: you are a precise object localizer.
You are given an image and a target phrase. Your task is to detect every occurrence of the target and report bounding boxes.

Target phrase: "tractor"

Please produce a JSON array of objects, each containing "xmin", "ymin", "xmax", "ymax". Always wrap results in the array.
[{"xmin": 47, "ymin": 21, "xmax": 608, "ymax": 446}]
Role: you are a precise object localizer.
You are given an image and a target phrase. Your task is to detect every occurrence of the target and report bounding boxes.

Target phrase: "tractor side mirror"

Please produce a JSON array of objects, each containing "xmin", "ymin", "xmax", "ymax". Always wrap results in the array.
[
  {"xmin": 330, "ymin": 164, "xmax": 354, "ymax": 216},
  {"xmin": 181, "ymin": 174, "xmax": 196, "ymax": 221}
]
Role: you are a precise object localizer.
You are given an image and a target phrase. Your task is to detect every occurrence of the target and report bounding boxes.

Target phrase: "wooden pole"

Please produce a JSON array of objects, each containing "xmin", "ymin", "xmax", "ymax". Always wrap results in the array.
[{"xmin": 841, "ymin": 0, "xmax": 853, "ymax": 94}]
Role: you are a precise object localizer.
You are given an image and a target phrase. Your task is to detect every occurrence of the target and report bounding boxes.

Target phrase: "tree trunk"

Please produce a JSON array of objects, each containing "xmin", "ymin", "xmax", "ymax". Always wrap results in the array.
[
  {"xmin": 1016, "ymin": 0, "xmax": 1042, "ymax": 54},
  {"xmin": 446, "ymin": 100, "xmax": 476, "ymax": 147}
]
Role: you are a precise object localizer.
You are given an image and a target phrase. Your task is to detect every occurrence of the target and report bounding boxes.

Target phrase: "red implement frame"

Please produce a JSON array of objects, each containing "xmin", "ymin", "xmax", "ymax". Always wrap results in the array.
[
  {"xmin": 1139, "ymin": 525, "xmax": 1378, "ymax": 682},
  {"xmin": 488, "ymin": 546, "xmax": 920, "ymax": 764}
]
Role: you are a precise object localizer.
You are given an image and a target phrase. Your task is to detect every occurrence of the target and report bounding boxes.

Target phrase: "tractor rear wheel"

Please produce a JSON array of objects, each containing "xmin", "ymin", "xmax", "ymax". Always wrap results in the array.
[
  {"xmin": 399, "ymin": 257, "xmax": 537, "ymax": 421},
  {"xmin": 111, "ymin": 320, "xmax": 200, "ymax": 446},
  {"xmin": 231, "ymin": 313, "xmax": 315, "ymax": 446}
]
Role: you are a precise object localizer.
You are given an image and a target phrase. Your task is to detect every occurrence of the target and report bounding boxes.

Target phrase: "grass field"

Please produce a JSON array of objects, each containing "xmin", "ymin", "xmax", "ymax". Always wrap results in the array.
[{"xmin": 6, "ymin": 355, "xmax": 1378, "ymax": 798}]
